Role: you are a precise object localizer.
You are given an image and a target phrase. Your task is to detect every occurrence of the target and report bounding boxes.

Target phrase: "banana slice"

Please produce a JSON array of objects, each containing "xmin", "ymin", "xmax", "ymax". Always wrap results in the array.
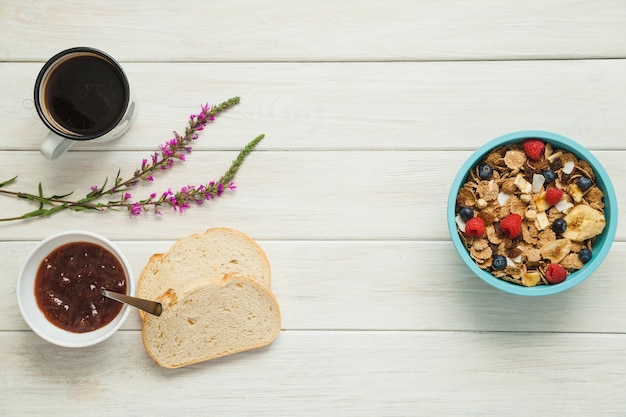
[
  {"xmin": 535, "ymin": 192, "xmax": 551, "ymax": 212},
  {"xmin": 540, "ymin": 238, "xmax": 572, "ymax": 263},
  {"xmin": 561, "ymin": 205, "xmax": 606, "ymax": 242},
  {"xmin": 568, "ymin": 183, "xmax": 584, "ymax": 203},
  {"xmin": 522, "ymin": 271, "xmax": 542, "ymax": 287}
]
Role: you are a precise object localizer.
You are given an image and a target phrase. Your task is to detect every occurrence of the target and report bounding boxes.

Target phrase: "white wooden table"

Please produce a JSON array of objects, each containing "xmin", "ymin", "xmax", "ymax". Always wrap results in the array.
[{"xmin": 2, "ymin": 1, "xmax": 626, "ymax": 415}]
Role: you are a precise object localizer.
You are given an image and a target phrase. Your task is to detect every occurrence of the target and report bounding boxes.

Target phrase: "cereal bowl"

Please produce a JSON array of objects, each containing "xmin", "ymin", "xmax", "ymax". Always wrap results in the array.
[
  {"xmin": 17, "ymin": 230, "xmax": 134, "ymax": 347},
  {"xmin": 448, "ymin": 130, "xmax": 617, "ymax": 296}
]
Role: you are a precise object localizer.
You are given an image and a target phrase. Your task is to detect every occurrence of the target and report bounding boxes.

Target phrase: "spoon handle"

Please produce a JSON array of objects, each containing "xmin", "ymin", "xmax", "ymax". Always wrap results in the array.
[{"xmin": 102, "ymin": 289, "xmax": 163, "ymax": 317}]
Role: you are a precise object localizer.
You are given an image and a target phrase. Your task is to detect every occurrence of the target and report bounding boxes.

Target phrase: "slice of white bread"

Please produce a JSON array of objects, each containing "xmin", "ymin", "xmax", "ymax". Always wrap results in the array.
[
  {"xmin": 142, "ymin": 273, "xmax": 281, "ymax": 368},
  {"xmin": 136, "ymin": 228, "xmax": 271, "ymax": 319}
]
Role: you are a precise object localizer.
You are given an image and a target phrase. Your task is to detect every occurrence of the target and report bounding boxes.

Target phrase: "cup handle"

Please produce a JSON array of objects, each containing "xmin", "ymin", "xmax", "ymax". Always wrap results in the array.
[
  {"xmin": 40, "ymin": 131, "xmax": 74, "ymax": 160},
  {"xmin": 109, "ymin": 101, "xmax": 136, "ymax": 140}
]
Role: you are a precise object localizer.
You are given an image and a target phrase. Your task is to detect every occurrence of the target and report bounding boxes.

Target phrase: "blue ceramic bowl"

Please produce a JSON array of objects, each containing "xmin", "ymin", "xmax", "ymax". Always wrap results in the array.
[{"xmin": 448, "ymin": 130, "xmax": 617, "ymax": 296}]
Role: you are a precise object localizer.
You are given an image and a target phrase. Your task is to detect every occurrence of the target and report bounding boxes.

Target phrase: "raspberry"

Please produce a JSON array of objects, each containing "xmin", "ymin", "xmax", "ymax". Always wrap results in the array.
[
  {"xmin": 465, "ymin": 217, "xmax": 485, "ymax": 238},
  {"xmin": 500, "ymin": 213, "xmax": 522, "ymax": 239},
  {"xmin": 545, "ymin": 263, "xmax": 567, "ymax": 284},
  {"xmin": 522, "ymin": 138, "xmax": 545, "ymax": 161},
  {"xmin": 545, "ymin": 187, "xmax": 564, "ymax": 205}
]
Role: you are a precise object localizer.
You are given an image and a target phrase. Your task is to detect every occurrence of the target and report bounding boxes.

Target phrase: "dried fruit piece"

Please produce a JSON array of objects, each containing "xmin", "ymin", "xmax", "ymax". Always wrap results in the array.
[
  {"xmin": 554, "ymin": 199, "xmax": 574, "ymax": 213},
  {"xmin": 513, "ymin": 174, "xmax": 532, "ymax": 194},
  {"xmin": 522, "ymin": 271, "xmax": 542, "ymax": 287},
  {"xmin": 465, "ymin": 217, "xmax": 486, "ymax": 238},
  {"xmin": 545, "ymin": 187, "xmax": 564, "ymax": 205},
  {"xmin": 539, "ymin": 238, "xmax": 571, "ymax": 263},
  {"xmin": 522, "ymin": 138, "xmax": 545, "ymax": 161},
  {"xmin": 531, "ymin": 174, "xmax": 545, "ymax": 193},
  {"xmin": 500, "ymin": 213, "xmax": 522, "ymax": 239},
  {"xmin": 561, "ymin": 205, "xmax": 606, "ymax": 241},
  {"xmin": 545, "ymin": 263, "xmax": 567, "ymax": 284},
  {"xmin": 568, "ymin": 183, "xmax": 584, "ymax": 203},
  {"xmin": 536, "ymin": 211, "xmax": 550, "ymax": 230},
  {"xmin": 562, "ymin": 161, "xmax": 575, "ymax": 174},
  {"xmin": 535, "ymin": 193, "xmax": 551, "ymax": 212}
]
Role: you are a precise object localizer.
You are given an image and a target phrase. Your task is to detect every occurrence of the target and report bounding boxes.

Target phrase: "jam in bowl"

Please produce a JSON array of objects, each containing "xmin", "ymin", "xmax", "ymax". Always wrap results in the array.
[{"xmin": 17, "ymin": 230, "xmax": 134, "ymax": 347}]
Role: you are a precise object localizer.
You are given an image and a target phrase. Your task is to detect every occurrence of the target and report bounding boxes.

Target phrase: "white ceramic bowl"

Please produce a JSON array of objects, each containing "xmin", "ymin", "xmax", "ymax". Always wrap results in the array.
[{"xmin": 17, "ymin": 230, "xmax": 134, "ymax": 347}]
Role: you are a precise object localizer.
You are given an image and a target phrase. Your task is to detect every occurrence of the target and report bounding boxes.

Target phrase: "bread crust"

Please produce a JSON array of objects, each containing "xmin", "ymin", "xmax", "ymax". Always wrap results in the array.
[
  {"xmin": 141, "ymin": 273, "xmax": 281, "ymax": 369},
  {"xmin": 138, "ymin": 228, "xmax": 279, "ymax": 368},
  {"xmin": 136, "ymin": 227, "xmax": 271, "ymax": 320}
]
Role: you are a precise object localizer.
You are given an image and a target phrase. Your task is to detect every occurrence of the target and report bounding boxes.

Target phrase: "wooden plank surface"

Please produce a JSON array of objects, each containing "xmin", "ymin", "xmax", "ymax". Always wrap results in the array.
[
  {"xmin": 2, "ymin": 330, "xmax": 625, "ymax": 416},
  {"xmin": 2, "ymin": 60, "xmax": 626, "ymax": 151},
  {"xmin": 2, "ymin": 0, "xmax": 626, "ymax": 62},
  {"xmin": 2, "ymin": 240, "xmax": 626, "ymax": 333},
  {"xmin": 0, "ymin": 150, "xmax": 624, "ymax": 241}
]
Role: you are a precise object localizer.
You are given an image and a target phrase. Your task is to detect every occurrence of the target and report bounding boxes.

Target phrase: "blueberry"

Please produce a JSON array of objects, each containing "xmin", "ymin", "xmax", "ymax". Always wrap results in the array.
[
  {"xmin": 578, "ymin": 248, "xmax": 592, "ymax": 264},
  {"xmin": 542, "ymin": 169, "xmax": 557, "ymax": 183},
  {"xmin": 478, "ymin": 163, "xmax": 493, "ymax": 180},
  {"xmin": 577, "ymin": 176, "xmax": 593, "ymax": 191},
  {"xmin": 492, "ymin": 255, "xmax": 507, "ymax": 270},
  {"xmin": 459, "ymin": 207, "xmax": 474, "ymax": 222},
  {"xmin": 552, "ymin": 218, "xmax": 567, "ymax": 234}
]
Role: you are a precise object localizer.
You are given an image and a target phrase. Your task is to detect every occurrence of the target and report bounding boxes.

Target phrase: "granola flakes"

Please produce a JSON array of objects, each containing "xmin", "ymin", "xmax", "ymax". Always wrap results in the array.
[{"xmin": 455, "ymin": 139, "xmax": 606, "ymax": 287}]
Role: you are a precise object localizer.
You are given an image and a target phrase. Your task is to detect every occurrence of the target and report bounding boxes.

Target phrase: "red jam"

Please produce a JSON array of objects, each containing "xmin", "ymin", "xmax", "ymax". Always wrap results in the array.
[{"xmin": 35, "ymin": 241, "xmax": 127, "ymax": 333}]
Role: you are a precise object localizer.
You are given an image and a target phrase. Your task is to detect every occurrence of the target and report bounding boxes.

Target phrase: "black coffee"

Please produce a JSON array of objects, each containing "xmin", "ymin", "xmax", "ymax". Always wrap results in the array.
[{"xmin": 44, "ymin": 54, "xmax": 127, "ymax": 136}]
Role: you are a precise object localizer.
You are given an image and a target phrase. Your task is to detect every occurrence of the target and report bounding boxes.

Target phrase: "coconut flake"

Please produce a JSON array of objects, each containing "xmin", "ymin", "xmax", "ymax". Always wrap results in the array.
[
  {"xmin": 497, "ymin": 192, "xmax": 510, "ymax": 206},
  {"xmin": 536, "ymin": 211, "xmax": 550, "ymax": 230},
  {"xmin": 532, "ymin": 174, "xmax": 545, "ymax": 193},
  {"xmin": 514, "ymin": 174, "xmax": 532, "ymax": 193},
  {"xmin": 555, "ymin": 199, "xmax": 574, "ymax": 213},
  {"xmin": 455, "ymin": 215, "xmax": 466, "ymax": 232},
  {"xmin": 563, "ymin": 161, "xmax": 575, "ymax": 174}
]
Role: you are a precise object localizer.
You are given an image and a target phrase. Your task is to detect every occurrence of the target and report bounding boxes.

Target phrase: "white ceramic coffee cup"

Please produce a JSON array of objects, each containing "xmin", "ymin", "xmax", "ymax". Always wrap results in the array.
[{"xmin": 34, "ymin": 47, "xmax": 136, "ymax": 160}]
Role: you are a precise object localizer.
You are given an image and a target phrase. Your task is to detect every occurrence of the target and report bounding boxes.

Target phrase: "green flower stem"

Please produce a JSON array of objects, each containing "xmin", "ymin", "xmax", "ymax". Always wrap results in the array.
[{"xmin": 0, "ymin": 97, "xmax": 264, "ymax": 222}]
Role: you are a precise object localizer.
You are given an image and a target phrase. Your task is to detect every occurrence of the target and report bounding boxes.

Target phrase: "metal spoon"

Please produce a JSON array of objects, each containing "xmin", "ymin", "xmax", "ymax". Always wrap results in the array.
[{"xmin": 101, "ymin": 289, "xmax": 163, "ymax": 316}]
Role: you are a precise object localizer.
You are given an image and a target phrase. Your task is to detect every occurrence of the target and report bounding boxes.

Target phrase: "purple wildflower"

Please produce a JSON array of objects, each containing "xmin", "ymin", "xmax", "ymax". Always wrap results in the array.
[{"xmin": 129, "ymin": 202, "xmax": 142, "ymax": 216}]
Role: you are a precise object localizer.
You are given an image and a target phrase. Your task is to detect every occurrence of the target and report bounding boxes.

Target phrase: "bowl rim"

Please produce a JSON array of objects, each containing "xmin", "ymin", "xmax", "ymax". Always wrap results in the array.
[
  {"xmin": 447, "ymin": 130, "xmax": 618, "ymax": 296},
  {"xmin": 16, "ymin": 230, "xmax": 134, "ymax": 347}
]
